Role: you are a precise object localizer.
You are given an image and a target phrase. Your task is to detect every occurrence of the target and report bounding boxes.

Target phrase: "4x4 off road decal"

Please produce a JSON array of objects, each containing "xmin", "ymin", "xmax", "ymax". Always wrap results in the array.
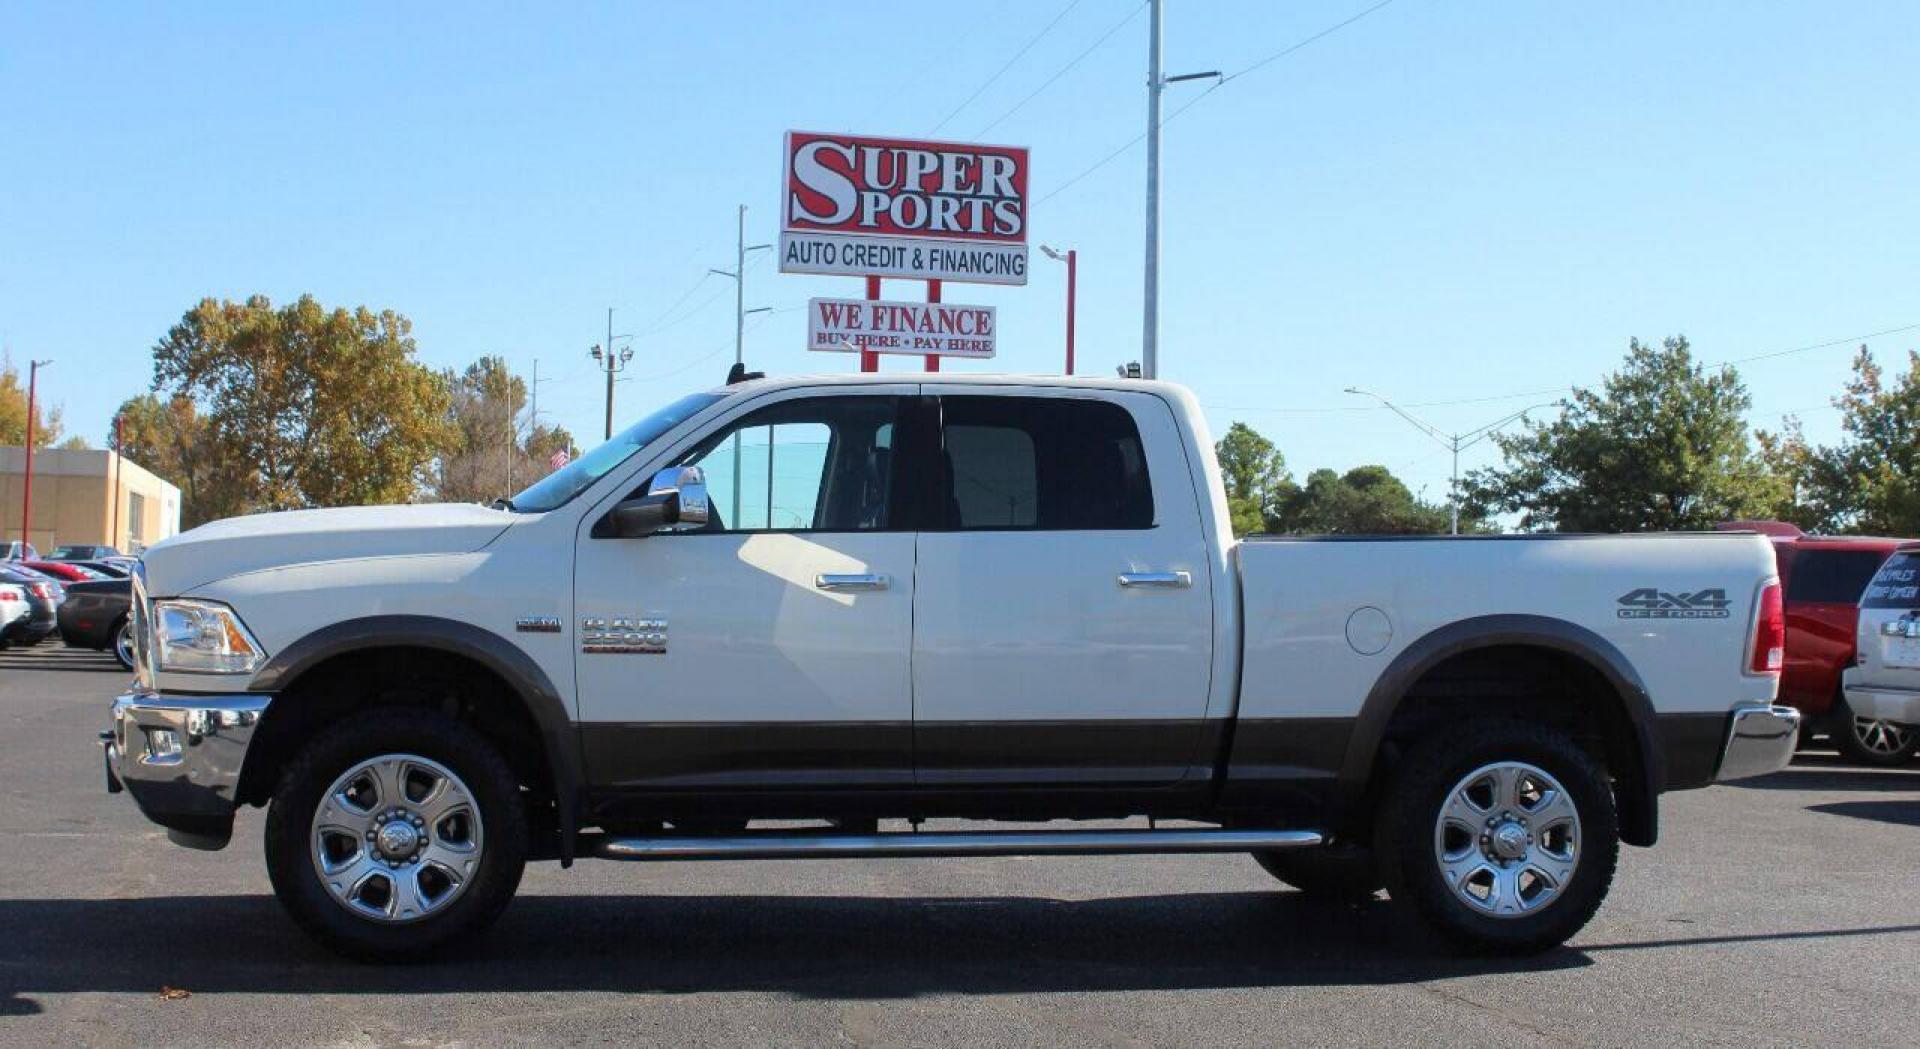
[{"xmin": 1616, "ymin": 588, "xmax": 1732, "ymax": 620}]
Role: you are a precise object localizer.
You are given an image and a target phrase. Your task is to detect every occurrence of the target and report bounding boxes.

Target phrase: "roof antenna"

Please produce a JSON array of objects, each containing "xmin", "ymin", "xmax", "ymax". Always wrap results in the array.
[{"xmin": 726, "ymin": 362, "xmax": 764, "ymax": 385}]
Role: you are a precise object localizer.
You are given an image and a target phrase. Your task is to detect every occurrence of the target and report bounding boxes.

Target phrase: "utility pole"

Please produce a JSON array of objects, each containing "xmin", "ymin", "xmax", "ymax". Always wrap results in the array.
[
  {"xmin": 1139, "ymin": 1, "xmax": 1219, "ymax": 381},
  {"xmin": 503, "ymin": 359, "xmax": 515, "ymax": 497},
  {"xmin": 710, "ymin": 205, "xmax": 773, "ymax": 524},
  {"xmin": 1345, "ymin": 387, "xmax": 1560, "ymax": 534},
  {"xmin": 20, "ymin": 360, "xmax": 50, "ymax": 551},
  {"xmin": 590, "ymin": 309, "xmax": 634, "ymax": 440},
  {"xmin": 1142, "ymin": 0, "xmax": 1163, "ymax": 380}
]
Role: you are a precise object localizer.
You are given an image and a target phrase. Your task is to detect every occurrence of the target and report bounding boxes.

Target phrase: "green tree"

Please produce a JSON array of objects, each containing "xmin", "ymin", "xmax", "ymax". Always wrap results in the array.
[
  {"xmin": 151, "ymin": 295, "xmax": 456, "ymax": 514},
  {"xmin": 1214, "ymin": 422, "xmax": 1288, "ymax": 536},
  {"xmin": 1766, "ymin": 346, "xmax": 1920, "ymax": 534},
  {"xmin": 429, "ymin": 356, "xmax": 575, "ymax": 504},
  {"xmin": 0, "ymin": 355, "xmax": 66, "ymax": 448},
  {"xmin": 1467, "ymin": 336, "xmax": 1785, "ymax": 532},
  {"xmin": 1271, "ymin": 464, "xmax": 1463, "ymax": 535}
]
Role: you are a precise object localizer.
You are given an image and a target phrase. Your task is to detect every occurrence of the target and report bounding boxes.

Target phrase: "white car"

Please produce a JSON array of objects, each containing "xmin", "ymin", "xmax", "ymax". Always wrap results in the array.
[
  {"xmin": 103, "ymin": 373, "xmax": 1798, "ymax": 960},
  {"xmin": 0, "ymin": 582, "xmax": 30, "ymax": 643},
  {"xmin": 1843, "ymin": 543, "xmax": 1920, "ymax": 742}
]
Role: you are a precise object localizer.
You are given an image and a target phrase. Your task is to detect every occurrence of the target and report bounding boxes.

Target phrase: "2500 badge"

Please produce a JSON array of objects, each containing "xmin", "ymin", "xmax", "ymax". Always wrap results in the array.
[{"xmin": 1617, "ymin": 588, "xmax": 1732, "ymax": 619}]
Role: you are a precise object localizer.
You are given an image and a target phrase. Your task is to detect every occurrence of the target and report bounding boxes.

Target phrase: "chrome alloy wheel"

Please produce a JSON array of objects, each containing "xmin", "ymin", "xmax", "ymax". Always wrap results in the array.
[
  {"xmin": 112, "ymin": 621, "xmax": 135, "ymax": 669},
  {"xmin": 310, "ymin": 754, "xmax": 484, "ymax": 924},
  {"xmin": 1432, "ymin": 761, "xmax": 1581, "ymax": 918},
  {"xmin": 1853, "ymin": 716, "xmax": 1914, "ymax": 758}
]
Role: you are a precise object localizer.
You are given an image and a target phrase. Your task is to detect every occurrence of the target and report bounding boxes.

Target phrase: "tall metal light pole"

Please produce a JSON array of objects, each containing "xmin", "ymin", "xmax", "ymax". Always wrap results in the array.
[
  {"xmin": 1139, "ymin": 0, "xmax": 1219, "ymax": 380},
  {"xmin": 711, "ymin": 204, "xmax": 772, "ymax": 524},
  {"xmin": 20, "ymin": 359, "xmax": 51, "ymax": 551},
  {"xmin": 1344, "ymin": 387, "xmax": 1561, "ymax": 535},
  {"xmin": 1141, "ymin": 0, "xmax": 1163, "ymax": 380},
  {"xmin": 1040, "ymin": 245, "xmax": 1078, "ymax": 375}
]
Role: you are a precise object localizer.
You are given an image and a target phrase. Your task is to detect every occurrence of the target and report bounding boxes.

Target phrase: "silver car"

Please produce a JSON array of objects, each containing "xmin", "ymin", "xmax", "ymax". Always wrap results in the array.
[{"xmin": 1843, "ymin": 543, "xmax": 1920, "ymax": 758}]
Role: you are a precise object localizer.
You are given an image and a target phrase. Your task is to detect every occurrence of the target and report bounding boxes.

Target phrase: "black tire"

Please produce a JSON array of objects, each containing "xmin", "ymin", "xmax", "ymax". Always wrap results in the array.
[
  {"xmin": 1375, "ymin": 718, "xmax": 1618, "ymax": 955},
  {"xmin": 265, "ymin": 708, "xmax": 527, "ymax": 960},
  {"xmin": 108, "ymin": 618, "xmax": 134, "ymax": 670},
  {"xmin": 1833, "ymin": 695, "xmax": 1920, "ymax": 767},
  {"xmin": 1251, "ymin": 848, "xmax": 1383, "ymax": 901}
]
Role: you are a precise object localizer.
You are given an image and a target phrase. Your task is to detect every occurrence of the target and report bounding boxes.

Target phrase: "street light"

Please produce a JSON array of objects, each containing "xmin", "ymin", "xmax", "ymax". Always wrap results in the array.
[
  {"xmin": 1343, "ymin": 387, "xmax": 1562, "ymax": 535},
  {"xmin": 1040, "ymin": 244, "xmax": 1077, "ymax": 375}
]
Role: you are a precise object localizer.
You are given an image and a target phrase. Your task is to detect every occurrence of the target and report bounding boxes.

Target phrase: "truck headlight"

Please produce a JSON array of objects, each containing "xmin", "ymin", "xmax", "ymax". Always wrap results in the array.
[{"xmin": 152, "ymin": 599, "xmax": 266, "ymax": 675}]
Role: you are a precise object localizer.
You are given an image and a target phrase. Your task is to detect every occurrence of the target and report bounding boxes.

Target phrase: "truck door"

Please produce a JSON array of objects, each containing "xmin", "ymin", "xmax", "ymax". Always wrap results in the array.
[
  {"xmin": 910, "ymin": 389, "xmax": 1216, "ymax": 787},
  {"xmin": 574, "ymin": 387, "xmax": 918, "ymax": 792}
]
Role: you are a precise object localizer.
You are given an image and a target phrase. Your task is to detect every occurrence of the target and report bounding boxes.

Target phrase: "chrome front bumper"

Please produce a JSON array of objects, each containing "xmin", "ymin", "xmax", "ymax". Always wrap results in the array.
[
  {"xmin": 1842, "ymin": 685, "xmax": 1920, "ymax": 727},
  {"xmin": 103, "ymin": 690, "xmax": 271, "ymax": 849},
  {"xmin": 1716, "ymin": 703, "xmax": 1801, "ymax": 782}
]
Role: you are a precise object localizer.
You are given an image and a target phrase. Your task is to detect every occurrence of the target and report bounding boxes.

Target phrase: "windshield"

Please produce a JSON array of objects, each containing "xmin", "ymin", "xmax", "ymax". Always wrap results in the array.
[{"xmin": 507, "ymin": 391, "xmax": 726, "ymax": 513}]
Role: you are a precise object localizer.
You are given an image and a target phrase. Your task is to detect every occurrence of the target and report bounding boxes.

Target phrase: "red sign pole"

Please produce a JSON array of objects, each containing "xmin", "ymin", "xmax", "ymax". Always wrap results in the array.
[
  {"xmin": 860, "ymin": 276, "xmax": 880, "ymax": 373},
  {"xmin": 924, "ymin": 280, "xmax": 942, "ymax": 373}
]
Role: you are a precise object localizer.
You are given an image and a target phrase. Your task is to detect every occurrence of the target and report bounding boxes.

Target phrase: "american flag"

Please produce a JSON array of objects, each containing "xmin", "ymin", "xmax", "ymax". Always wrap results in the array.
[{"xmin": 548, "ymin": 448, "xmax": 570, "ymax": 470}]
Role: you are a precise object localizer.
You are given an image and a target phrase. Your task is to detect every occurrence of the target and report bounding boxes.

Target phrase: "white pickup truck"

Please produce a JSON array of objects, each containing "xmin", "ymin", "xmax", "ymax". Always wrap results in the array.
[{"xmin": 104, "ymin": 373, "xmax": 1799, "ymax": 960}]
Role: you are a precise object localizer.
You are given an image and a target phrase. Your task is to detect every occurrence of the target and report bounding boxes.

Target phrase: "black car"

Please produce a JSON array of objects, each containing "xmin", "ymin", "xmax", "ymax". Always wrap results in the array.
[
  {"xmin": 57, "ymin": 577, "xmax": 133, "ymax": 669},
  {"xmin": 48, "ymin": 544, "xmax": 122, "ymax": 561},
  {"xmin": 0, "ymin": 566, "xmax": 61, "ymax": 647}
]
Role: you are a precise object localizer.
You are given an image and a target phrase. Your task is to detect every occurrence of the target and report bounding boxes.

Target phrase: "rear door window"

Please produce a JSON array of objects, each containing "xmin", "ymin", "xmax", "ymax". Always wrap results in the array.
[
  {"xmin": 1785, "ymin": 550, "xmax": 1890, "ymax": 604},
  {"xmin": 1862, "ymin": 552, "xmax": 1920, "ymax": 610},
  {"xmin": 931, "ymin": 396, "xmax": 1154, "ymax": 531}
]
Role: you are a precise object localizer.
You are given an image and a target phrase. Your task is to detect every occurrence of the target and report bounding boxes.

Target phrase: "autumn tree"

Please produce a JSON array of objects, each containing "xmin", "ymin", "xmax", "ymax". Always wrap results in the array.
[
  {"xmin": 150, "ymin": 295, "xmax": 456, "ymax": 514},
  {"xmin": 110, "ymin": 393, "xmax": 248, "ymax": 527},
  {"xmin": 1467, "ymin": 337, "xmax": 1785, "ymax": 532},
  {"xmin": 428, "ymin": 356, "xmax": 575, "ymax": 505},
  {"xmin": 1215, "ymin": 422, "xmax": 1288, "ymax": 535},
  {"xmin": 0, "ymin": 355, "xmax": 66, "ymax": 447}
]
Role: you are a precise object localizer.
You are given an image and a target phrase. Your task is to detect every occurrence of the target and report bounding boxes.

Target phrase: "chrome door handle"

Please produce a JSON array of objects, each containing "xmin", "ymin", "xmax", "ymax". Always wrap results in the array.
[
  {"xmin": 815, "ymin": 573, "xmax": 890, "ymax": 592},
  {"xmin": 1118, "ymin": 571, "xmax": 1192, "ymax": 589}
]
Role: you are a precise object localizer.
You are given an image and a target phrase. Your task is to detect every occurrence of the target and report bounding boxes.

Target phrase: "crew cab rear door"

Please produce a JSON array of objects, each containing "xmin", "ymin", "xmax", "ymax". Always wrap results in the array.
[{"xmin": 910, "ymin": 387, "xmax": 1216, "ymax": 787}]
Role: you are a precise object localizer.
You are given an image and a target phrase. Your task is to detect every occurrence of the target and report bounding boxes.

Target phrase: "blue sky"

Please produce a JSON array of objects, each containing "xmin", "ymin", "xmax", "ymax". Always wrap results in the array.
[{"xmin": 4, "ymin": 1, "xmax": 1917, "ymax": 505}]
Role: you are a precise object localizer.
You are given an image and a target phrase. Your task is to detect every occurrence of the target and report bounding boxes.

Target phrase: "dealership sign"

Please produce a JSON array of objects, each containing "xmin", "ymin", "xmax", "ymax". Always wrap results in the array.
[
  {"xmin": 806, "ymin": 298, "xmax": 996, "ymax": 359},
  {"xmin": 780, "ymin": 131, "xmax": 1029, "ymax": 285}
]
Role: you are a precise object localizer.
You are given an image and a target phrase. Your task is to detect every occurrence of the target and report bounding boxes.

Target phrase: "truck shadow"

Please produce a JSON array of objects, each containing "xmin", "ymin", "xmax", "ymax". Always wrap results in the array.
[{"xmin": 0, "ymin": 891, "xmax": 1590, "ymax": 1013}]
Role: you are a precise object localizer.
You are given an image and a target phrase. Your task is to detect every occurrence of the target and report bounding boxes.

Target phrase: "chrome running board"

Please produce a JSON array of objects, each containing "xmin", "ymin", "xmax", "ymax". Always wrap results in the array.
[{"xmin": 590, "ymin": 827, "xmax": 1324, "ymax": 861}]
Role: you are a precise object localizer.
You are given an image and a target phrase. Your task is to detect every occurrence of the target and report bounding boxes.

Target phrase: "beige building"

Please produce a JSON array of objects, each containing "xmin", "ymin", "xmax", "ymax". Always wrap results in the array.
[{"xmin": 0, "ymin": 447, "xmax": 182, "ymax": 555}]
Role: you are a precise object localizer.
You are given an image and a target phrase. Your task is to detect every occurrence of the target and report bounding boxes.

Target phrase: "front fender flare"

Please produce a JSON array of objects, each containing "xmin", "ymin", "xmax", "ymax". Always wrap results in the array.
[{"xmin": 247, "ymin": 614, "xmax": 583, "ymax": 863}]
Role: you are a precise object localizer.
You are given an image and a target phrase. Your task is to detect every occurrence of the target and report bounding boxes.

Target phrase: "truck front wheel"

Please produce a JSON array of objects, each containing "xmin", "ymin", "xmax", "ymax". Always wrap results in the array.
[
  {"xmin": 1376, "ymin": 718, "xmax": 1618, "ymax": 954},
  {"xmin": 264, "ymin": 708, "xmax": 528, "ymax": 960}
]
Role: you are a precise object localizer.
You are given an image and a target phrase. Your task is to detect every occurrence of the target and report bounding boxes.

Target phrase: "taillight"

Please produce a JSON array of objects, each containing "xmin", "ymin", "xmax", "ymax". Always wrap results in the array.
[
  {"xmin": 1751, "ymin": 581, "xmax": 1784, "ymax": 674},
  {"xmin": 30, "ymin": 583, "xmax": 53, "ymax": 600},
  {"xmin": 0, "ymin": 590, "xmax": 19, "ymax": 602}
]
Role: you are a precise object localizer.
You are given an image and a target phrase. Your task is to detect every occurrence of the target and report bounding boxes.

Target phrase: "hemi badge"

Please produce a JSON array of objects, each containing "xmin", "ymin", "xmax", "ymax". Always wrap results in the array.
[{"xmin": 515, "ymin": 616, "xmax": 563, "ymax": 634}]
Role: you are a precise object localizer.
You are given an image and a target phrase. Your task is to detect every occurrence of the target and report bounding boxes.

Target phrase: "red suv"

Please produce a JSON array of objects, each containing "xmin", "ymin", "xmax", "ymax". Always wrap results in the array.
[{"xmin": 1721, "ymin": 521, "xmax": 1918, "ymax": 765}]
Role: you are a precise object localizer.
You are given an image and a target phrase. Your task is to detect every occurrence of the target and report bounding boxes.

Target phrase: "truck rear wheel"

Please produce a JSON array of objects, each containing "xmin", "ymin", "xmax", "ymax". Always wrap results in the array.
[
  {"xmin": 1376, "ymin": 718, "xmax": 1618, "ymax": 954},
  {"xmin": 264, "ymin": 708, "xmax": 527, "ymax": 960}
]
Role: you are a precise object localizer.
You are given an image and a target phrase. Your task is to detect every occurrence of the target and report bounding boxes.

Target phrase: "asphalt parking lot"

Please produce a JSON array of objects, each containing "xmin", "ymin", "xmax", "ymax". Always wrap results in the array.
[{"xmin": 3, "ymin": 644, "xmax": 1917, "ymax": 1047}]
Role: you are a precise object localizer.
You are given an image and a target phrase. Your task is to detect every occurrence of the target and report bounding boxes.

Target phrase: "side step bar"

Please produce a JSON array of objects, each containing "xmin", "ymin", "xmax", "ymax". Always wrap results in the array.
[{"xmin": 590, "ymin": 827, "xmax": 1324, "ymax": 862}]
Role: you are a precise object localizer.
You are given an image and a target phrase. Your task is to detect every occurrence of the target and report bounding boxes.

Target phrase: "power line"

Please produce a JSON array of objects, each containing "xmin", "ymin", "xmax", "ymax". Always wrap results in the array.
[
  {"xmin": 1038, "ymin": 0, "xmax": 1400, "ymax": 205},
  {"xmin": 974, "ymin": 1, "xmax": 1147, "ymax": 139},
  {"xmin": 929, "ymin": 0, "xmax": 1087, "ymax": 136},
  {"xmin": 1206, "ymin": 321, "xmax": 1920, "ymax": 418}
]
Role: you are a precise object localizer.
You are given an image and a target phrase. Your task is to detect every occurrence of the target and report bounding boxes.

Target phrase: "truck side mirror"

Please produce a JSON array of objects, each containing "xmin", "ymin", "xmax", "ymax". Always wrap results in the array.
[{"xmin": 594, "ymin": 466, "xmax": 711, "ymax": 538}]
